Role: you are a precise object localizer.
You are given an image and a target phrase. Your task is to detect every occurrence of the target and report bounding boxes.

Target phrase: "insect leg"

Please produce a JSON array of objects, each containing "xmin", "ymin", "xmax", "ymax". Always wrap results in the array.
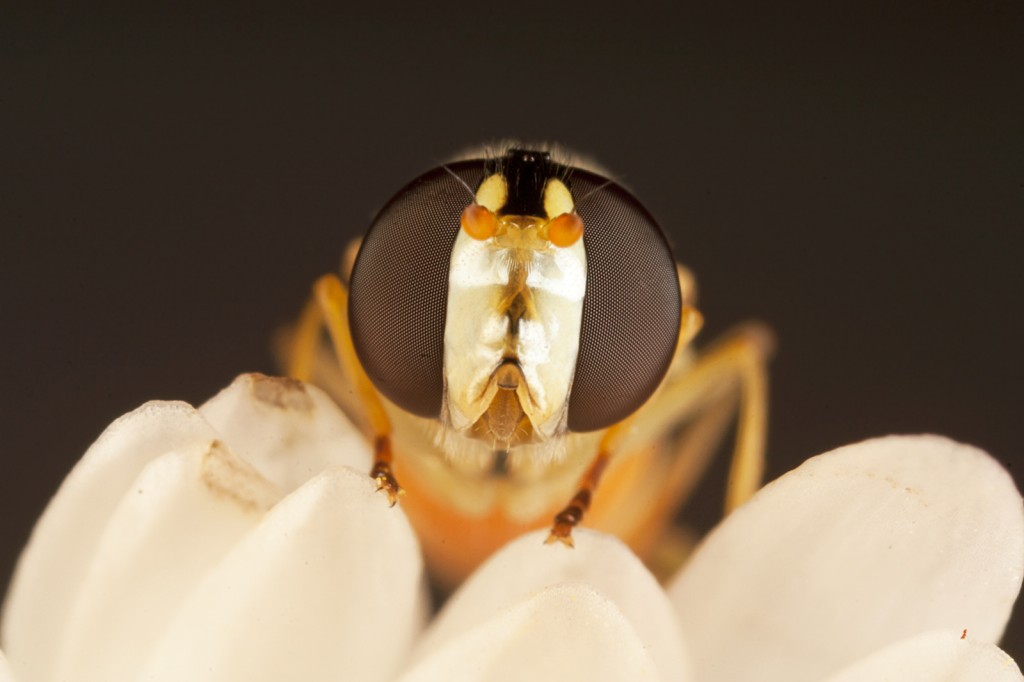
[
  {"xmin": 560, "ymin": 320, "xmax": 770, "ymax": 579},
  {"xmin": 609, "ymin": 320, "xmax": 772, "ymax": 526},
  {"xmin": 544, "ymin": 453, "xmax": 606, "ymax": 547},
  {"xmin": 290, "ymin": 273, "xmax": 402, "ymax": 505},
  {"xmin": 285, "ymin": 293, "xmax": 325, "ymax": 383},
  {"xmin": 543, "ymin": 303, "xmax": 705, "ymax": 548},
  {"xmin": 684, "ymin": 323, "xmax": 771, "ymax": 513},
  {"xmin": 545, "ymin": 420, "xmax": 630, "ymax": 547},
  {"xmin": 286, "ymin": 238, "xmax": 362, "ymax": 383}
]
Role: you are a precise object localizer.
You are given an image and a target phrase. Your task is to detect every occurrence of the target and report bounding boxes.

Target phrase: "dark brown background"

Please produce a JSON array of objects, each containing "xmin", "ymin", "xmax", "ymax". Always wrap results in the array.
[{"xmin": 3, "ymin": 3, "xmax": 1022, "ymax": 662}]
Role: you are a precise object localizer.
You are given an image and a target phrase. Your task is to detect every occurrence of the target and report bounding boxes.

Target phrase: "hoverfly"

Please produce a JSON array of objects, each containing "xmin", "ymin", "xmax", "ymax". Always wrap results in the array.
[{"xmin": 286, "ymin": 146, "xmax": 770, "ymax": 587}]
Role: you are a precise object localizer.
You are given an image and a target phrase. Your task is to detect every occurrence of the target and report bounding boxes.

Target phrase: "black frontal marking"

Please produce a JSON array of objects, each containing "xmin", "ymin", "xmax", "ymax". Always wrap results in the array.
[{"xmin": 489, "ymin": 148, "xmax": 570, "ymax": 217}]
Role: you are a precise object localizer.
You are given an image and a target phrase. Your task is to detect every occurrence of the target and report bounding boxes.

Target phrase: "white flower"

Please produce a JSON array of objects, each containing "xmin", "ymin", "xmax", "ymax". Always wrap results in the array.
[{"xmin": 1, "ymin": 373, "xmax": 1021, "ymax": 682}]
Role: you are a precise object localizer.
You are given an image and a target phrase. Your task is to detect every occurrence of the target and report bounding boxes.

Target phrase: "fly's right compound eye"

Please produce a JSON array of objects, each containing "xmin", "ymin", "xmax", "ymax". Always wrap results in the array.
[{"xmin": 348, "ymin": 161, "xmax": 484, "ymax": 419}]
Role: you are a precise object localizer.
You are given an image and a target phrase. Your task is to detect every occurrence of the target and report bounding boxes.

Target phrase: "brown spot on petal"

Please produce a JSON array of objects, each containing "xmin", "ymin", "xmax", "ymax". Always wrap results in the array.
[
  {"xmin": 201, "ymin": 440, "xmax": 281, "ymax": 513},
  {"xmin": 247, "ymin": 372, "xmax": 314, "ymax": 412}
]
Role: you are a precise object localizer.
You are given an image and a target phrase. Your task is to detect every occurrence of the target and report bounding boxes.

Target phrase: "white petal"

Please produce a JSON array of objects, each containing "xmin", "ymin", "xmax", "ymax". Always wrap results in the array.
[
  {"xmin": 198, "ymin": 373, "xmax": 371, "ymax": 493},
  {"xmin": 53, "ymin": 440, "xmax": 281, "ymax": 682},
  {"xmin": 0, "ymin": 649, "xmax": 14, "ymax": 682},
  {"xmin": 668, "ymin": 435, "xmax": 1024, "ymax": 682},
  {"xmin": 824, "ymin": 630, "xmax": 1023, "ymax": 682},
  {"xmin": 412, "ymin": 528, "xmax": 689, "ymax": 682},
  {"xmin": 398, "ymin": 584, "xmax": 662, "ymax": 682},
  {"xmin": 1, "ymin": 401, "xmax": 216, "ymax": 682},
  {"xmin": 139, "ymin": 466, "xmax": 427, "ymax": 682}
]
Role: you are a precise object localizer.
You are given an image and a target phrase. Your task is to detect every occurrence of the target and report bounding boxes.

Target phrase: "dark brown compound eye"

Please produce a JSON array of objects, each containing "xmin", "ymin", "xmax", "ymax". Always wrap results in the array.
[
  {"xmin": 348, "ymin": 160, "xmax": 484, "ymax": 418},
  {"xmin": 348, "ymin": 156, "xmax": 680, "ymax": 433},
  {"xmin": 566, "ymin": 171, "xmax": 681, "ymax": 432}
]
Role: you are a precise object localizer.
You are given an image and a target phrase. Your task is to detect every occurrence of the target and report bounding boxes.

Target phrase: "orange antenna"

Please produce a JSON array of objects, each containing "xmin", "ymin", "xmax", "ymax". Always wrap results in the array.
[
  {"xmin": 460, "ymin": 204, "xmax": 498, "ymax": 240},
  {"xmin": 548, "ymin": 212, "xmax": 584, "ymax": 247}
]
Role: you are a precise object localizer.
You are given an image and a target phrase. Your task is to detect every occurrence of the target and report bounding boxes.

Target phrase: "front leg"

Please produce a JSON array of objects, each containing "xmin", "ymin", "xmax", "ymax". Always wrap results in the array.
[
  {"xmin": 287, "ymin": 272, "xmax": 403, "ymax": 504},
  {"xmin": 546, "ymin": 415, "xmax": 633, "ymax": 546},
  {"xmin": 546, "ymin": 447, "xmax": 612, "ymax": 547}
]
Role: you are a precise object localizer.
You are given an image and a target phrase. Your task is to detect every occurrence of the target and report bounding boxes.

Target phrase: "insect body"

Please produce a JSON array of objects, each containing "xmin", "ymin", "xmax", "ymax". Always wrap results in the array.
[{"xmin": 288, "ymin": 147, "xmax": 770, "ymax": 587}]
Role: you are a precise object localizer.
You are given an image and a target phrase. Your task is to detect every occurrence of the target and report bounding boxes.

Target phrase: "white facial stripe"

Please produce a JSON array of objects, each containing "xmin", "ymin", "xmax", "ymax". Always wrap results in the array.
[
  {"xmin": 443, "ymin": 229, "xmax": 587, "ymax": 439},
  {"xmin": 515, "ymin": 238, "xmax": 586, "ymax": 436},
  {"xmin": 447, "ymin": 235, "xmax": 510, "ymax": 288},
  {"xmin": 524, "ymin": 241, "xmax": 586, "ymax": 298}
]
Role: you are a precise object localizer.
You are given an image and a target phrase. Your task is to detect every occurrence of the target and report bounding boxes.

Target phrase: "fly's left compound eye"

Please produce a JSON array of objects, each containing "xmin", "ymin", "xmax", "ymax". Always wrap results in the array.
[
  {"xmin": 566, "ymin": 171, "xmax": 681, "ymax": 432},
  {"xmin": 348, "ymin": 161, "xmax": 484, "ymax": 418}
]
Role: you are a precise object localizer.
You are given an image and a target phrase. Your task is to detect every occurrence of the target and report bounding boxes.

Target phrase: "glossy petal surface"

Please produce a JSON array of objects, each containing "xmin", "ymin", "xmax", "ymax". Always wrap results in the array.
[
  {"xmin": 398, "ymin": 585, "xmax": 662, "ymax": 682},
  {"xmin": 669, "ymin": 435, "xmax": 1024, "ymax": 682},
  {"xmin": 139, "ymin": 467, "xmax": 427, "ymax": 682},
  {"xmin": 1, "ymin": 401, "xmax": 216, "ymax": 682},
  {"xmin": 0, "ymin": 649, "xmax": 13, "ymax": 682},
  {"xmin": 53, "ymin": 441, "xmax": 280, "ymax": 681},
  {"xmin": 824, "ymin": 630, "xmax": 1023, "ymax": 682},
  {"xmin": 412, "ymin": 528, "xmax": 689, "ymax": 681},
  {"xmin": 198, "ymin": 373, "xmax": 371, "ymax": 493}
]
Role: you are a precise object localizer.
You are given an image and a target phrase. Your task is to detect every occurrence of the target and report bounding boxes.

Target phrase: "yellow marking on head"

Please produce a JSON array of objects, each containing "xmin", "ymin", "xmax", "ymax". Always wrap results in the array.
[
  {"xmin": 543, "ymin": 178, "xmax": 574, "ymax": 219},
  {"xmin": 475, "ymin": 174, "xmax": 508, "ymax": 213}
]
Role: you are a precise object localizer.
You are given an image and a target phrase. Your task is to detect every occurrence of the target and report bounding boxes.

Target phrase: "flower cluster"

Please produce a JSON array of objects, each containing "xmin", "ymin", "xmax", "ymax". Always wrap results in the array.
[{"xmin": 1, "ymin": 373, "xmax": 1021, "ymax": 681}]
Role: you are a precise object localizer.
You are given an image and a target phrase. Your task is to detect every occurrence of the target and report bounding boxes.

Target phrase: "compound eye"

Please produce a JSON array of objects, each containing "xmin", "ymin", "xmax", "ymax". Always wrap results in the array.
[
  {"xmin": 348, "ymin": 161, "xmax": 484, "ymax": 418},
  {"xmin": 566, "ymin": 171, "xmax": 681, "ymax": 432}
]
